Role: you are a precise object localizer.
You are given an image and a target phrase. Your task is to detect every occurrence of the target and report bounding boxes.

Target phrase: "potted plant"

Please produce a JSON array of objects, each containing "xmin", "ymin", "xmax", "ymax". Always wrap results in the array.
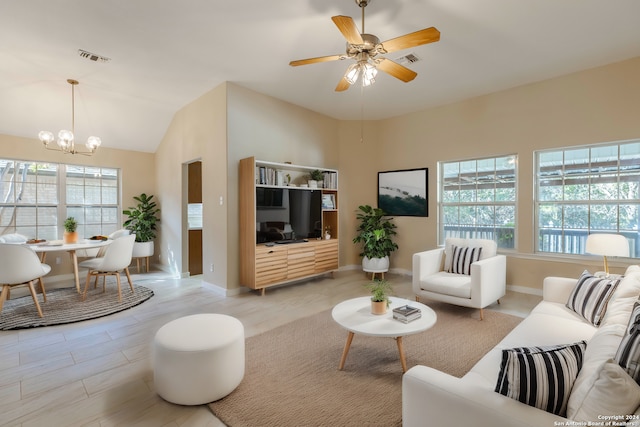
[
  {"xmin": 63, "ymin": 216, "xmax": 78, "ymax": 244},
  {"xmin": 307, "ymin": 169, "xmax": 324, "ymax": 188},
  {"xmin": 352, "ymin": 204, "xmax": 398, "ymax": 274},
  {"xmin": 366, "ymin": 278, "xmax": 393, "ymax": 315},
  {"xmin": 123, "ymin": 193, "xmax": 160, "ymax": 259}
]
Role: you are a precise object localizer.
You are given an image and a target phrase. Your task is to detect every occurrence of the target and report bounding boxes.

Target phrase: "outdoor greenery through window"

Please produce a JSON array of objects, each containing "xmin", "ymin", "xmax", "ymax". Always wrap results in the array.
[
  {"xmin": 439, "ymin": 155, "xmax": 517, "ymax": 249},
  {"xmin": 536, "ymin": 140, "xmax": 640, "ymax": 258},
  {"xmin": 0, "ymin": 159, "xmax": 120, "ymax": 240}
]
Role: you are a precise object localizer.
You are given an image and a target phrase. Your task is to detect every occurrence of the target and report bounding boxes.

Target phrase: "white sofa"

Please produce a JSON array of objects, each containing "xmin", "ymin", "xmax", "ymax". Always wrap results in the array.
[{"xmin": 403, "ymin": 265, "xmax": 640, "ymax": 427}]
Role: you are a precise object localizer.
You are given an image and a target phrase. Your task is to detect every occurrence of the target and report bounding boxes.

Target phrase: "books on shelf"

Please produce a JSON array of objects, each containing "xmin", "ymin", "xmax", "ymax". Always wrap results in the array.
[
  {"xmin": 255, "ymin": 164, "xmax": 337, "ymax": 189},
  {"xmin": 393, "ymin": 305, "xmax": 422, "ymax": 323},
  {"xmin": 323, "ymin": 172, "xmax": 338, "ymax": 190}
]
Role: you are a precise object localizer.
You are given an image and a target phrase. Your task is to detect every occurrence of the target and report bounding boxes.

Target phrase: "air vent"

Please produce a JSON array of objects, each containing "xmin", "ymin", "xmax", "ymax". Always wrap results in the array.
[
  {"xmin": 78, "ymin": 49, "xmax": 111, "ymax": 63},
  {"xmin": 395, "ymin": 53, "xmax": 421, "ymax": 65}
]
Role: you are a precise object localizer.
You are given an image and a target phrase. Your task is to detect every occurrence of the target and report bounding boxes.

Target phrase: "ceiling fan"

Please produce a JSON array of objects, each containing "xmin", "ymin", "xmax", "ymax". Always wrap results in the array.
[{"xmin": 289, "ymin": 0, "xmax": 440, "ymax": 92}]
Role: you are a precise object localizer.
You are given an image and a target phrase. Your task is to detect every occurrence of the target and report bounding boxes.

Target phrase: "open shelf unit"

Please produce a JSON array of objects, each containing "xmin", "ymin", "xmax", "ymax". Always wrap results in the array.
[{"xmin": 239, "ymin": 157, "xmax": 339, "ymax": 295}]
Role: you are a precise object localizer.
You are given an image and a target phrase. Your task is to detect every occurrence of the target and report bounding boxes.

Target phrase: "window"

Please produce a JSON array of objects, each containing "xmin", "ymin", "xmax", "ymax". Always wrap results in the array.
[
  {"xmin": 0, "ymin": 158, "xmax": 120, "ymax": 240},
  {"xmin": 535, "ymin": 140, "xmax": 640, "ymax": 257},
  {"xmin": 439, "ymin": 155, "xmax": 517, "ymax": 248}
]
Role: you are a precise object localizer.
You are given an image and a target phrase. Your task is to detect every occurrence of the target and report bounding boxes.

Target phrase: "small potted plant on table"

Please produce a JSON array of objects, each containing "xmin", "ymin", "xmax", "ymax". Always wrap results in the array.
[
  {"xmin": 63, "ymin": 217, "xmax": 78, "ymax": 244},
  {"xmin": 366, "ymin": 278, "xmax": 393, "ymax": 315}
]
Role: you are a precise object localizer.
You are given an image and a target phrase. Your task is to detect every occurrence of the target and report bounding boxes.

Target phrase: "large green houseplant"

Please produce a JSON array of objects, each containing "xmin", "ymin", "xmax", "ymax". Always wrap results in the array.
[
  {"xmin": 352, "ymin": 205, "xmax": 398, "ymax": 273},
  {"xmin": 123, "ymin": 193, "xmax": 160, "ymax": 259}
]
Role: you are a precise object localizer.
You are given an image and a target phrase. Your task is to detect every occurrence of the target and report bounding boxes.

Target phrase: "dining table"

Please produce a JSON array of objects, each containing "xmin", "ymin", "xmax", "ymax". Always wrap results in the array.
[{"xmin": 30, "ymin": 239, "xmax": 113, "ymax": 293}]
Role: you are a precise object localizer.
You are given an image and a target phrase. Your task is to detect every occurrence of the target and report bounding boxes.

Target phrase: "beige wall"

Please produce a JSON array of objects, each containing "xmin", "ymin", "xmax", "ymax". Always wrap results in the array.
[
  {"xmin": 154, "ymin": 82, "xmax": 339, "ymax": 293},
  {"xmin": 362, "ymin": 56, "xmax": 640, "ymax": 289},
  {"xmin": 12, "ymin": 56, "xmax": 638, "ymax": 294},
  {"xmin": 226, "ymin": 83, "xmax": 339, "ymax": 292},
  {"xmin": 0, "ymin": 133, "xmax": 155, "ymax": 277},
  {"xmin": 153, "ymin": 57, "xmax": 639, "ymax": 293},
  {"xmin": 154, "ymin": 83, "xmax": 228, "ymax": 286}
]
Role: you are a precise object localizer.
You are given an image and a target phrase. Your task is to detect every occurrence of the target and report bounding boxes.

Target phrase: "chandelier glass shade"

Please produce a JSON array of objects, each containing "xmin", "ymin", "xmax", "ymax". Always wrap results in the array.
[{"xmin": 39, "ymin": 79, "xmax": 101, "ymax": 156}]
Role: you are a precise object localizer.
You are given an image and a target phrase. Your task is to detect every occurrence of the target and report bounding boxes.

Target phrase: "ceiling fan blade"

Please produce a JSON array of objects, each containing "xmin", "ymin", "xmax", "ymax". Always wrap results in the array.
[
  {"xmin": 376, "ymin": 58, "xmax": 417, "ymax": 82},
  {"xmin": 331, "ymin": 15, "xmax": 364, "ymax": 45},
  {"xmin": 380, "ymin": 27, "xmax": 440, "ymax": 54},
  {"xmin": 289, "ymin": 54, "xmax": 344, "ymax": 67},
  {"xmin": 335, "ymin": 76, "xmax": 351, "ymax": 92}
]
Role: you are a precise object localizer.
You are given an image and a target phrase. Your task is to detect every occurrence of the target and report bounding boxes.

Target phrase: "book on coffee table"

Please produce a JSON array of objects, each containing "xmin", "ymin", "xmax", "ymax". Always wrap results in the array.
[{"xmin": 393, "ymin": 305, "xmax": 422, "ymax": 323}]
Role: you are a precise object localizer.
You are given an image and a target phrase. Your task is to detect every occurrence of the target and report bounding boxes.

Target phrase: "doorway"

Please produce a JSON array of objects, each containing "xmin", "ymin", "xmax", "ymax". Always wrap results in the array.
[{"xmin": 187, "ymin": 161, "xmax": 203, "ymax": 275}]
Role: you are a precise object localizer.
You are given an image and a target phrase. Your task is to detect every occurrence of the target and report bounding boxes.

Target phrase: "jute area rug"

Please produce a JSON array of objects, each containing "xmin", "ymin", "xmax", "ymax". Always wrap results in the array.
[
  {"xmin": 0, "ymin": 284, "xmax": 154, "ymax": 330},
  {"xmin": 208, "ymin": 301, "xmax": 522, "ymax": 427}
]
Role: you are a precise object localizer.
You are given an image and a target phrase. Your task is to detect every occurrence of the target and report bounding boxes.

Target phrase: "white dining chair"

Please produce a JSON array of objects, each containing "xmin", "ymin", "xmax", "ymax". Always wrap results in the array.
[
  {"xmin": 80, "ymin": 235, "xmax": 136, "ymax": 302},
  {"xmin": 0, "ymin": 243, "xmax": 51, "ymax": 317}
]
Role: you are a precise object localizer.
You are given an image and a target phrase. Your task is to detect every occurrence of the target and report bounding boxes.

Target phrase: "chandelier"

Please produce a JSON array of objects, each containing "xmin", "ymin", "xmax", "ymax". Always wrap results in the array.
[{"xmin": 38, "ymin": 79, "xmax": 102, "ymax": 156}]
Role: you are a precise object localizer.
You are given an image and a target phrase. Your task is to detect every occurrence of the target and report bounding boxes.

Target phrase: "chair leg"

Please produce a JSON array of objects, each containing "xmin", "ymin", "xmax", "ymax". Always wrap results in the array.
[
  {"xmin": 0, "ymin": 285, "xmax": 10, "ymax": 312},
  {"xmin": 38, "ymin": 277, "xmax": 47, "ymax": 303},
  {"xmin": 115, "ymin": 273, "xmax": 122, "ymax": 302},
  {"xmin": 27, "ymin": 281, "xmax": 44, "ymax": 318},
  {"xmin": 479, "ymin": 308, "xmax": 484, "ymax": 321},
  {"xmin": 124, "ymin": 267, "xmax": 134, "ymax": 293},
  {"xmin": 497, "ymin": 299, "xmax": 501, "ymax": 304},
  {"xmin": 415, "ymin": 296, "xmax": 419, "ymax": 302},
  {"xmin": 82, "ymin": 270, "xmax": 93, "ymax": 301}
]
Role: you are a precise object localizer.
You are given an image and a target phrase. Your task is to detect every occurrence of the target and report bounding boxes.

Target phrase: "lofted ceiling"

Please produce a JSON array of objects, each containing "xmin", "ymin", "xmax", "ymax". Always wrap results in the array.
[{"xmin": 2, "ymin": 0, "xmax": 640, "ymax": 153}]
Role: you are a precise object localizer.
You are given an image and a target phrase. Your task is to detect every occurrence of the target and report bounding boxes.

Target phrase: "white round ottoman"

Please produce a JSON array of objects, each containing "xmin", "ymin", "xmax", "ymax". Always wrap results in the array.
[{"xmin": 153, "ymin": 313, "xmax": 245, "ymax": 405}]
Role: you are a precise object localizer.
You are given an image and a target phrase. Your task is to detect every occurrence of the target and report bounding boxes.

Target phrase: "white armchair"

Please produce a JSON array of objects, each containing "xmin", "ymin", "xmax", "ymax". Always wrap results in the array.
[{"xmin": 412, "ymin": 238, "xmax": 506, "ymax": 320}]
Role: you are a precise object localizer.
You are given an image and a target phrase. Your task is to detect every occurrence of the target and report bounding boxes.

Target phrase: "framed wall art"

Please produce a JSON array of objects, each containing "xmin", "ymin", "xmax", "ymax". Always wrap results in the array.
[{"xmin": 377, "ymin": 168, "xmax": 428, "ymax": 217}]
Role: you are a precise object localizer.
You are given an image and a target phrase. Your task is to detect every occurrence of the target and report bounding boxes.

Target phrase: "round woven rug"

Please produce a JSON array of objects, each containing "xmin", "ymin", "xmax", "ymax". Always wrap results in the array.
[{"xmin": 0, "ymin": 284, "xmax": 154, "ymax": 330}]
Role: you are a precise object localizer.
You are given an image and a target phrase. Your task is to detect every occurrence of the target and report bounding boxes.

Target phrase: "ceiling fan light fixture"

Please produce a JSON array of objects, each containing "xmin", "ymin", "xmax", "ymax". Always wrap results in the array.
[
  {"xmin": 362, "ymin": 62, "xmax": 377, "ymax": 86},
  {"xmin": 344, "ymin": 63, "xmax": 360, "ymax": 85}
]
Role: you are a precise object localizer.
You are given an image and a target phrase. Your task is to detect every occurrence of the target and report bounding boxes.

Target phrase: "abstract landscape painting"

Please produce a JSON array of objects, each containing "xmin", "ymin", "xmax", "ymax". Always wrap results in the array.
[{"xmin": 378, "ymin": 168, "xmax": 428, "ymax": 216}]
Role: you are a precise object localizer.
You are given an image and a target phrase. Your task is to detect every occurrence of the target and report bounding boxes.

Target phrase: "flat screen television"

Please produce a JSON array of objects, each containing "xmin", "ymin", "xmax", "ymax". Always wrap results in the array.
[{"xmin": 256, "ymin": 188, "xmax": 322, "ymax": 243}]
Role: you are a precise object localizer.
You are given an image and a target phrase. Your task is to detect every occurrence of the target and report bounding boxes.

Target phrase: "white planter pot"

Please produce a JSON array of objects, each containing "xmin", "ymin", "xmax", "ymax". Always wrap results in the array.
[
  {"xmin": 132, "ymin": 241, "xmax": 154, "ymax": 258},
  {"xmin": 362, "ymin": 256, "xmax": 389, "ymax": 273}
]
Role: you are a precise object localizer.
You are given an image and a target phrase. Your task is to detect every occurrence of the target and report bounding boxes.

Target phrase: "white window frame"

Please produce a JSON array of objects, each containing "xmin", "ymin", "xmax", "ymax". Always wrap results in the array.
[
  {"xmin": 438, "ymin": 154, "xmax": 518, "ymax": 249},
  {"xmin": 0, "ymin": 158, "xmax": 121, "ymax": 240},
  {"xmin": 534, "ymin": 139, "xmax": 640, "ymax": 258}
]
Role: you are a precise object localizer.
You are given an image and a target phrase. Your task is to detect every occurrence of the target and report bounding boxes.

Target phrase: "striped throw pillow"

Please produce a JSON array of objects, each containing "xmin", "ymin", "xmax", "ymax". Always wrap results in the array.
[
  {"xmin": 615, "ymin": 300, "xmax": 640, "ymax": 384},
  {"xmin": 566, "ymin": 270, "xmax": 621, "ymax": 326},
  {"xmin": 495, "ymin": 341, "xmax": 587, "ymax": 416},
  {"xmin": 446, "ymin": 246, "xmax": 482, "ymax": 275}
]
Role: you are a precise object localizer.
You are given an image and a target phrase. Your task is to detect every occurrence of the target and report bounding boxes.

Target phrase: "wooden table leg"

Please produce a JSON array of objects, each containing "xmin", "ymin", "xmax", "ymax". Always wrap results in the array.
[
  {"xmin": 396, "ymin": 336, "xmax": 408, "ymax": 373},
  {"xmin": 338, "ymin": 331, "xmax": 355, "ymax": 370},
  {"xmin": 68, "ymin": 250, "xmax": 80, "ymax": 293}
]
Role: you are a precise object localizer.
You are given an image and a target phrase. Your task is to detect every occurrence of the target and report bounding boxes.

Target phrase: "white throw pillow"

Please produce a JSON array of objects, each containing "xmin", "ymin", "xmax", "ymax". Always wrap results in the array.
[
  {"xmin": 603, "ymin": 268, "xmax": 640, "ymax": 328},
  {"xmin": 567, "ymin": 324, "xmax": 626, "ymax": 418},
  {"xmin": 571, "ymin": 359, "xmax": 640, "ymax": 422},
  {"xmin": 0, "ymin": 233, "xmax": 28, "ymax": 243}
]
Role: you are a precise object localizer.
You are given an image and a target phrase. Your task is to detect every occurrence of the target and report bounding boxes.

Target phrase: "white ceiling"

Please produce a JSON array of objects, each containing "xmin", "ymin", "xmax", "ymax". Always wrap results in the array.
[{"xmin": 2, "ymin": 0, "xmax": 640, "ymax": 153}]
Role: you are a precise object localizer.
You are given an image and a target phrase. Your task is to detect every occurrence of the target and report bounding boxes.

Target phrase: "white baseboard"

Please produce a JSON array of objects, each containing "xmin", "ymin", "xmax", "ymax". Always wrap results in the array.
[
  {"xmin": 201, "ymin": 280, "xmax": 246, "ymax": 297},
  {"xmin": 506, "ymin": 284, "xmax": 543, "ymax": 297}
]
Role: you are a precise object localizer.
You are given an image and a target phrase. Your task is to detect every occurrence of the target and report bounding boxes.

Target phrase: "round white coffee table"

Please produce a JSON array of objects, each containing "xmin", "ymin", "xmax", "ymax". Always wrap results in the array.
[{"xmin": 331, "ymin": 296, "xmax": 437, "ymax": 372}]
